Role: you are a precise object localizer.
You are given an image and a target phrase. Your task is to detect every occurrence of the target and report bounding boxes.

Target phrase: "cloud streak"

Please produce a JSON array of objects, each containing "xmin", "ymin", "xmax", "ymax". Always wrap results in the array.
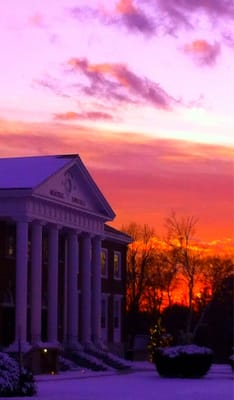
[
  {"xmin": 70, "ymin": 1, "xmax": 155, "ymax": 36},
  {"xmin": 53, "ymin": 110, "xmax": 114, "ymax": 121},
  {"xmin": 35, "ymin": 58, "xmax": 178, "ymax": 112},
  {"xmin": 157, "ymin": 0, "xmax": 234, "ymax": 20},
  {"xmin": 66, "ymin": 57, "xmax": 176, "ymax": 110},
  {"xmin": 69, "ymin": 0, "xmax": 234, "ymax": 42}
]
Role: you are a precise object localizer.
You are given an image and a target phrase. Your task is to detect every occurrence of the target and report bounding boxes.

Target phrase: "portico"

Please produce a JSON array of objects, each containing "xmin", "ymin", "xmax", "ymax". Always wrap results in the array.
[{"xmin": 0, "ymin": 154, "xmax": 116, "ymax": 352}]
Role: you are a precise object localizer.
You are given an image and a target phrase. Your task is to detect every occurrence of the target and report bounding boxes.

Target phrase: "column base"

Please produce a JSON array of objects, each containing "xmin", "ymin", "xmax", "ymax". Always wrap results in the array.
[
  {"xmin": 95, "ymin": 341, "xmax": 108, "ymax": 352},
  {"xmin": 83, "ymin": 341, "xmax": 97, "ymax": 352},
  {"xmin": 66, "ymin": 341, "xmax": 84, "ymax": 352},
  {"xmin": 30, "ymin": 341, "xmax": 62, "ymax": 353}
]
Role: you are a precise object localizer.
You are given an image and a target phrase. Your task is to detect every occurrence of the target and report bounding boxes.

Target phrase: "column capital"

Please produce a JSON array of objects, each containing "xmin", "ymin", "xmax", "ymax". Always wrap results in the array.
[
  {"xmin": 32, "ymin": 219, "xmax": 46, "ymax": 226},
  {"xmin": 92, "ymin": 234, "xmax": 104, "ymax": 242},
  {"xmin": 67, "ymin": 228, "xmax": 81, "ymax": 236},
  {"xmin": 81, "ymin": 231, "xmax": 92, "ymax": 239},
  {"xmin": 12, "ymin": 216, "xmax": 32, "ymax": 223},
  {"xmin": 47, "ymin": 223, "xmax": 62, "ymax": 231}
]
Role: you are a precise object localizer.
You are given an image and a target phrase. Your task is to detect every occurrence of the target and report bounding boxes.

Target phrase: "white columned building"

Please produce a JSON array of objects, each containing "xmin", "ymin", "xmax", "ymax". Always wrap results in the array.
[{"xmin": 0, "ymin": 154, "xmax": 117, "ymax": 352}]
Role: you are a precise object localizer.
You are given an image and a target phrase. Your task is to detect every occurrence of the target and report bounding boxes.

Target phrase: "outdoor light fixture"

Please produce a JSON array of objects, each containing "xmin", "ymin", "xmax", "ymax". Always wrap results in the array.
[{"xmin": 43, "ymin": 348, "xmax": 48, "ymax": 353}]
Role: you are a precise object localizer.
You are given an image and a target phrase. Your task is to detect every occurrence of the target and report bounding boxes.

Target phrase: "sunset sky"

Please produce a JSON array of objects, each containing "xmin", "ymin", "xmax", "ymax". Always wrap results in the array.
[{"xmin": 0, "ymin": 0, "xmax": 233, "ymax": 243}]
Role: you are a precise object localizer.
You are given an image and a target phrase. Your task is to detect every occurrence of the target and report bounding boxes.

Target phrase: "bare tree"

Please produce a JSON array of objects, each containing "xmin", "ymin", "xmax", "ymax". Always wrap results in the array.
[
  {"xmin": 192, "ymin": 255, "xmax": 234, "ymax": 338},
  {"xmin": 165, "ymin": 211, "xmax": 202, "ymax": 340},
  {"xmin": 122, "ymin": 222, "xmax": 157, "ymax": 347},
  {"xmin": 122, "ymin": 222, "xmax": 156, "ymax": 315}
]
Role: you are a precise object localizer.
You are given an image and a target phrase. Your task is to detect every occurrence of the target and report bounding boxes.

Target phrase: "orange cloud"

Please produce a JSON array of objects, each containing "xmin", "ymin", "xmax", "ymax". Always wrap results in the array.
[
  {"xmin": 184, "ymin": 39, "xmax": 221, "ymax": 65},
  {"xmin": 28, "ymin": 13, "xmax": 46, "ymax": 28},
  {"xmin": 53, "ymin": 110, "xmax": 114, "ymax": 121},
  {"xmin": 69, "ymin": 2, "xmax": 155, "ymax": 35},
  {"xmin": 66, "ymin": 57, "xmax": 175, "ymax": 109},
  {"xmin": 116, "ymin": 0, "xmax": 136, "ymax": 15}
]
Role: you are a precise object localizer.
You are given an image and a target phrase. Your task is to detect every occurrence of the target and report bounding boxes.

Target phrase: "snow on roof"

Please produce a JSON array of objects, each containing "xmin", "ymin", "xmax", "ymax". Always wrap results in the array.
[{"xmin": 0, "ymin": 154, "xmax": 78, "ymax": 189}]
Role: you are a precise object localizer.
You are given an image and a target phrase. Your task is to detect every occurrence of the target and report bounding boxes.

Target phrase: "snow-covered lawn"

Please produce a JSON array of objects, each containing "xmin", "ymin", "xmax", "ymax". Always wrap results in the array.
[{"xmin": 2, "ymin": 362, "xmax": 233, "ymax": 400}]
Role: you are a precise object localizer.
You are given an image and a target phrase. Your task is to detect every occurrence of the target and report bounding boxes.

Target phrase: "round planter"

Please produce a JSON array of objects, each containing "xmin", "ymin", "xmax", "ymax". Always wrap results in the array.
[{"xmin": 154, "ymin": 345, "xmax": 213, "ymax": 378}]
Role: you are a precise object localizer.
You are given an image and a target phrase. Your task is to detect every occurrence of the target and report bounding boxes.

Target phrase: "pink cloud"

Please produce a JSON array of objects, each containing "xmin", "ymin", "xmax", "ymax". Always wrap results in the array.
[
  {"xmin": 69, "ymin": 1, "xmax": 234, "ymax": 40},
  {"xmin": 28, "ymin": 13, "xmax": 46, "ymax": 28},
  {"xmin": 114, "ymin": 0, "xmax": 155, "ymax": 34},
  {"xmin": 70, "ymin": 2, "xmax": 155, "ymax": 36},
  {"xmin": 67, "ymin": 58, "xmax": 176, "ymax": 110},
  {"xmin": 157, "ymin": 0, "xmax": 234, "ymax": 18},
  {"xmin": 183, "ymin": 39, "xmax": 221, "ymax": 66}
]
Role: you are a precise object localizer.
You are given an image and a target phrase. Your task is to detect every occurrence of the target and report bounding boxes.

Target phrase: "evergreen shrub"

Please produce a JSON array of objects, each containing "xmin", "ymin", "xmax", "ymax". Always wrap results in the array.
[
  {"xmin": 0, "ymin": 352, "xmax": 36, "ymax": 397},
  {"xmin": 154, "ymin": 345, "xmax": 213, "ymax": 378}
]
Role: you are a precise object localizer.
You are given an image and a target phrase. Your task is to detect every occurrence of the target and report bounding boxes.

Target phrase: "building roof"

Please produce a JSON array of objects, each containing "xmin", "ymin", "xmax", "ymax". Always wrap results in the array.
[
  {"xmin": 104, "ymin": 224, "xmax": 132, "ymax": 244},
  {"xmin": 0, "ymin": 154, "xmax": 77, "ymax": 189},
  {"xmin": 0, "ymin": 154, "xmax": 116, "ymax": 220}
]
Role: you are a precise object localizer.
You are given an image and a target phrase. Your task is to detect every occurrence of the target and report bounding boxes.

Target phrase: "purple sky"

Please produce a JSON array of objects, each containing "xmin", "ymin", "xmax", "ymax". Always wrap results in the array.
[{"xmin": 0, "ymin": 0, "xmax": 233, "ymax": 241}]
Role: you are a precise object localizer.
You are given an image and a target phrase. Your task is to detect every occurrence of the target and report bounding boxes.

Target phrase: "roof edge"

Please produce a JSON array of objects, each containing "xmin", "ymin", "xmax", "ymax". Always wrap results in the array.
[{"xmin": 104, "ymin": 224, "xmax": 132, "ymax": 244}]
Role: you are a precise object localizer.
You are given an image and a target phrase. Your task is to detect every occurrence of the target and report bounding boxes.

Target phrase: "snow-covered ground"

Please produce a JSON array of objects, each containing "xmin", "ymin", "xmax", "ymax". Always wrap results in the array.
[{"xmin": 3, "ymin": 362, "xmax": 234, "ymax": 400}]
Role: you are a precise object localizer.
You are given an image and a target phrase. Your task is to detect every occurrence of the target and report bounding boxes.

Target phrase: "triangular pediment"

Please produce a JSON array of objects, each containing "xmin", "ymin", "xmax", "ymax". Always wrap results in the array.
[{"xmin": 33, "ymin": 157, "xmax": 115, "ymax": 221}]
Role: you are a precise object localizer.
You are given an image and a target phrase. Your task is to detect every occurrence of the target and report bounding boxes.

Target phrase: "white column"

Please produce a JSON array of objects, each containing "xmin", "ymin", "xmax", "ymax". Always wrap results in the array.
[
  {"xmin": 31, "ymin": 221, "xmax": 43, "ymax": 345},
  {"xmin": 47, "ymin": 224, "xmax": 59, "ymax": 344},
  {"xmin": 80, "ymin": 233, "xmax": 91, "ymax": 346},
  {"xmin": 15, "ymin": 219, "xmax": 29, "ymax": 349},
  {"xmin": 63, "ymin": 239, "xmax": 68, "ymax": 346},
  {"xmin": 91, "ymin": 236, "xmax": 102, "ymax": 345},
  {"xmin": 67, "ymin": 230, "xmax": 79, "ymax": 347}
]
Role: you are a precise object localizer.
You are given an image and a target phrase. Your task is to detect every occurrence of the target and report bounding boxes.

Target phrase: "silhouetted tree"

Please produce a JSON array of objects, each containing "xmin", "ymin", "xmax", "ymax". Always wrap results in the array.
[{"xmin": 165, "ymin": 212, "xmax": 203, "ymax": 341}]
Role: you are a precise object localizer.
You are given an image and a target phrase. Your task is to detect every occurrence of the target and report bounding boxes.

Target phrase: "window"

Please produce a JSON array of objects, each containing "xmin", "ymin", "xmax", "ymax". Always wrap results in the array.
[
  {"xmin": 101, "ymin": 248, "xmax": 108, "ymax": 277},
  {"xmin": 101, "ymin": 298, "xmax": 107, "ymax": 329},
  {"xmin": 6, "ymin": 234, "xmax": 15, "ymax": 257},
  {"xmin": 113, "ymin": 251, "xmax": 121, "ymax": 279},
  {"xmin": 113, "ymin": 299, "xmax": 120, "ymax": 329},
  {"xmin": 113, "ymin": 296, "xmax": 122, "ymax": 343},
  {"xmin": 101, "ymin": 295, "xmax": 109, "ymax": 342}
]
